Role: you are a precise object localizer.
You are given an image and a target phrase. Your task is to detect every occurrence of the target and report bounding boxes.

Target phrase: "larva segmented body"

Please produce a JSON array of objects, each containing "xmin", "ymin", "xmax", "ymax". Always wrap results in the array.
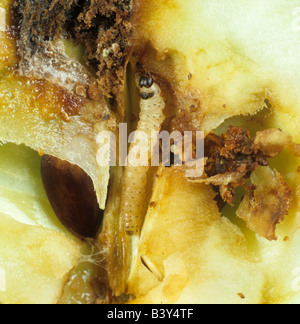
[{"xmin": 121, "ymin": 75, "xmax": 166, "ymax": 235}]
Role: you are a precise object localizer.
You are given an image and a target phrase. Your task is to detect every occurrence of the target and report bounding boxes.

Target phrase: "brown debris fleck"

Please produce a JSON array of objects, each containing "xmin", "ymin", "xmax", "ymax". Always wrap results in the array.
[
  {"xmin": 203, "ymin": 126, "xmax": 269, "ymax": 205},
  {"xmin": 237, "ymin": 292, "xmax": 246, "ymax": 299}
]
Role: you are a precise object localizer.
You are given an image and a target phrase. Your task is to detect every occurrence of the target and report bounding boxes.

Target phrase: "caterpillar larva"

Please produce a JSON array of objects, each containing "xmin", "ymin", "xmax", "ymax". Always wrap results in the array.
[{"xmin": 121, "ymin": 74, "xmax": 166, "ymax": 235}]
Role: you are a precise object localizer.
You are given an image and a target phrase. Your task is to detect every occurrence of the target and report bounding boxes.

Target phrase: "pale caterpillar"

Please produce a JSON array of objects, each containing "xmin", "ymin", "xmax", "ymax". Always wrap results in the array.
[{"xmin": 121, "ymin": 74, "xmax": 166, "ymax": 235}]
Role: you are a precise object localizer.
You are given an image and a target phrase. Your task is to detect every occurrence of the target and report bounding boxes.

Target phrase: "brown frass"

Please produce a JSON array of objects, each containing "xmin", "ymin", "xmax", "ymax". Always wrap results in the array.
[
  {"xmin": 14, "ymin": 0, "xmax": 133, "ymax": 99},
  {"xmin": 72, "ymin": 0, "xmax": 133, "ymax": 97},
  {"xmin": 204, "ymin": 126, "xmax": 270, "ymax": 205}
]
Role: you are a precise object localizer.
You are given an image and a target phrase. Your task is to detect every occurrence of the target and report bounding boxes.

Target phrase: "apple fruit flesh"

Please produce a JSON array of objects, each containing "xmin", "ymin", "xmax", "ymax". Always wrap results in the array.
[
  {"xmin": 101, "ymin": 0, "xmax": 300, "ymax": 303},
  {"xmin": 128, "ymin": 161, "xmax": 300, "ymax": 304},
  {"xmin": 0, "ymin": 143, "xmax": 106, "ymax": 304},
  {"xmin": 1, "ymin": 0, "xmax": 300, "ymax": 304},
  {"xmin": 133, "ymin": 0, "xmax": 300, "ymax": 137},
  {"xmin": 0, "ymin": 143, "xmax": 81, "ymax": 304},
  {"xmin": 0, "ymin": 0, "xmax": 109, "ymax": 304},
  {"xmin": 118, "ymin": 0, "xmax": 300, "ymax": 303}
]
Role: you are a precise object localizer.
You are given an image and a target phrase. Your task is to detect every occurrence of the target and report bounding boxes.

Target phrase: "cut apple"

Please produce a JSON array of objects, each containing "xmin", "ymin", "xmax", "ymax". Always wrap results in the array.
[
  {"xmin": 0, "ymin": 143, "xmax": 83, "ymax": 304},
  {"xmin": 1, "ymin": 0, "xmax": 300, "ymax": 304}
]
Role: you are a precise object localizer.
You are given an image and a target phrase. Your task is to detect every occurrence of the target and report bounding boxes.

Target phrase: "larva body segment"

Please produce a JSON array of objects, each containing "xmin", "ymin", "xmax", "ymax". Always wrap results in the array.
[
  {"xmin": 121, "ymin": 75, "xmax": 166, "ymax": 235},
  {"xmin": 121, "ymin": 166, "xmax": 148, "ymax": 235}
]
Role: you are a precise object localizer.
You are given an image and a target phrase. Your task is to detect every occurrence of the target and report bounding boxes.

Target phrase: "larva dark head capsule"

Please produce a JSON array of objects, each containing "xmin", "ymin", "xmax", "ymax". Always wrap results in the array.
[
  {"xmin": 139, "ymin": 76, "xmax": 148, "ymax": 88},
  {"xmin": 139, "ymin": 75, "xmax": 154, "ymax": 89},
  {"xmin": 140, "ymin": 92, "xmax": 155, "ymax": 100},
  {"xmin": 146, "ymin": 77, "xmax": 154, "ymax": 88}
]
